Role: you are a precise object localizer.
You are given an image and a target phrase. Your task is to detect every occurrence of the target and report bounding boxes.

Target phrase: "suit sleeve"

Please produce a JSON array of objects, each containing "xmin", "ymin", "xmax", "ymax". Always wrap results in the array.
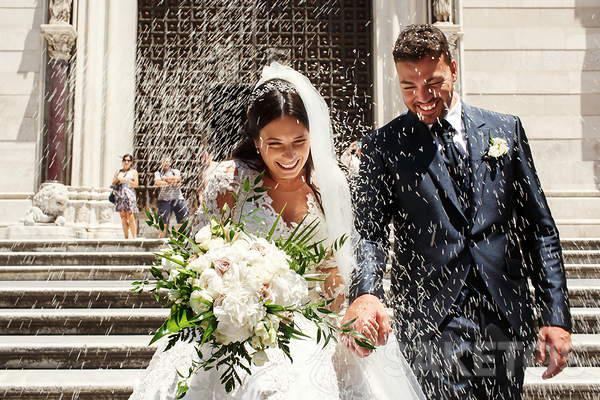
[
  {"xmin": 349, "ymin": 132, "xmax": 395, "ymax": 302},
  {"xmin": 513, "ymin": 116, "xmax": 572, "ymax": 332}
]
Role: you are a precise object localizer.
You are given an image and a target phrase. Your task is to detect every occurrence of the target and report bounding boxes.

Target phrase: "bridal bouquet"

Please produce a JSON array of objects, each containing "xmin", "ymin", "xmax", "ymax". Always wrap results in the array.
[{"xmin": 133, "ymin": 177, "xmax": 372, "ymax": 398}]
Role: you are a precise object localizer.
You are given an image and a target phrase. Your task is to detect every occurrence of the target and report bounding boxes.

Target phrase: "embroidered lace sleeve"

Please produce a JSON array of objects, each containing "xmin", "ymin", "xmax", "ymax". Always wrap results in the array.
[{"xmin": 195, "ymin": 160, "xmax": 257, "ymax": 227}]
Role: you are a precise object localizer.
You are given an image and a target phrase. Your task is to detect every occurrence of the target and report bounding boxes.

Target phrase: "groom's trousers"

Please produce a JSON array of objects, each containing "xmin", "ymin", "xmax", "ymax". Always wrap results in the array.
[{"xmin": 404, "ymin": 269, "xmax": 532, "ymax": 400}]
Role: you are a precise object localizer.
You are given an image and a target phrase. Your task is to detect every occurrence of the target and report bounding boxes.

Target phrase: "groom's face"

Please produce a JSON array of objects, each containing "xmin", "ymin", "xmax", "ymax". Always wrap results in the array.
[{"xmin": 395, "ymin": 55, "xmax": 457, "ymax": 125}]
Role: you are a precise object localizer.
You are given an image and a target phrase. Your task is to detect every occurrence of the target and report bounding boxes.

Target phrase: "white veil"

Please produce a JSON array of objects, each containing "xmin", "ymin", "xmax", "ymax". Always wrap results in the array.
[
  {"xmin": 255, "ymin": 63, "xmax": 426, "ymax": 400},
  {"xmin": 255, "ymin": 62, "xmax": 356, "ymax": 286}
]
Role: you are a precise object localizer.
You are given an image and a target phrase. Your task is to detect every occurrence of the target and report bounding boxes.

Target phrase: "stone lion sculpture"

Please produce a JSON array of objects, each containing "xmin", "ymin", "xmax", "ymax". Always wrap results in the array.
[{"xmin": 24, "ymin": 182, "xmax": 69, "ymax": 226}]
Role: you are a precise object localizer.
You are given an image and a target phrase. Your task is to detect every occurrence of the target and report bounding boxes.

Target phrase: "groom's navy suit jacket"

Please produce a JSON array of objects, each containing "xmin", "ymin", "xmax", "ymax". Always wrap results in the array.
[{"xmin": 350, "ymin": 103, "xmax": 572, "ymax": 342}]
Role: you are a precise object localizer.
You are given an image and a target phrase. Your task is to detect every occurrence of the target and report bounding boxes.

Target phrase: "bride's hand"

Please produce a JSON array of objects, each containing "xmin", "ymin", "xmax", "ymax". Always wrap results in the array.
[
  {"xmin": 320, "ymin": 266, "xmax": 345, "ymax": 312},
  {"xmin": 342, "ymin": 294, "xmax": 391, "ymax": 357}
]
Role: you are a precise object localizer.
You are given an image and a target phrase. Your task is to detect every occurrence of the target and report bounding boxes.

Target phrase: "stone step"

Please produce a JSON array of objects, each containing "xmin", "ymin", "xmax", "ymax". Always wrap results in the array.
[
  {"xmin": 0, "ymin": 281, "xmax": 159, "ymax": 309},
  {"xmin": 4, "ymin": 278, "xmax": 595, "ymax": 310},
  {"xmin": 525, "ymin": 335, "xmax": 600, "ymax": 368},
  {"xmin": 0, "ymin": 369, "xmax": 138, "ymax": 400},
  {"xmin": 523, "ymin": 367, "xmax": 600, "ymax": 400},
  {"xmin": 0, "ymin": 367, "xmax": 598, "ymax": 400},
  {"xmin": 0, "ymin": 239, "xmax": 166, "ymax": 253},
  {"xmin": 557, "ymin": 221, "xmax": 600, "ymax": 239},
  {"xmin": 0, "ymin": 335, "xmax": 155, "ymax": 369},
  {"xmin": 0, "ymin": 262, "xmax": 596, "ymax": 282},
  {"xmin": 0, "ymin": 307, "xmax": 595, "ymax": 337},
  {"xmin": 0, "ymin": 308, "xmax": 168, "ymax": 335},
  {"xmin": 571, "ymin": 308, "xmax": 600, "ymax": 335},
  {"xmin": 566, "ymin": 264, "xmax": 600, "ymax": 279},
  {"xmin": 564, "ymin": 250, "xmax": 600, "ymax": 265},
  {"xmin": 0, "ymin": 251, "xmax": 156, "ymax": 266},
  {"xmin": 1, "ymin": 333, "xmax": 597, "ymax": 371},
  {"xmin": 561, "ymin": 239, "xmax": 600, "ymax": 251},
  {"xmin": 567, "ymin": 279, "xmax": 600, "ymax": 308},
  {"xmin": 0, "ymin": 265, "xmax": 151, "ymax": 280}
]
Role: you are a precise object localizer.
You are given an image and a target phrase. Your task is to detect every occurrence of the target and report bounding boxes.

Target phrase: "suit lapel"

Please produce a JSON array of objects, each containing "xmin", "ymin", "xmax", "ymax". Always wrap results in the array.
[
  {"xmin": 406, "ymin": 112, "xmax": 468, "ymax": 224},
  {"xmin": 462, "ymin": 103, "xmax": 488, "ymax": 222}
]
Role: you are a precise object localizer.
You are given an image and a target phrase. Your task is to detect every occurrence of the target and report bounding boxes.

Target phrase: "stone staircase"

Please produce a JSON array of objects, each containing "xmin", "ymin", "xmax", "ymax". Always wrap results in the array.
[{"xmin": 0, "ymin": 239, "xmax": 598, "ymax": 399}]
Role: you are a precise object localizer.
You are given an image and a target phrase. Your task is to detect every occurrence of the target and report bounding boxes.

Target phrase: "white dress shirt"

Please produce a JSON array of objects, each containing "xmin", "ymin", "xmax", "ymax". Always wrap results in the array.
[{"xmin": 429, "ymin": 97, "xmax": 469, "ymax": 156}]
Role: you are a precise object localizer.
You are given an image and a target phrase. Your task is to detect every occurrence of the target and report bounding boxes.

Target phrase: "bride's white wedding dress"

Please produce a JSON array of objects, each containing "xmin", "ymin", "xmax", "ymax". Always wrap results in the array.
[{"xmin": 129, "ymin": 160, "xmax": 425, "ymax": 400}]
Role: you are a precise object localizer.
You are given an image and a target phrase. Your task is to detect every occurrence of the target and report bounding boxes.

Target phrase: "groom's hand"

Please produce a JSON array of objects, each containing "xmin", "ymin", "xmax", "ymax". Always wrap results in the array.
[
  {"xmin": 342, "ymin": 294, "xmax": 391, "ymax": 357},
  {"xmin": 536, "ymin": 326, "xmax": 572, "ymax": 379}
]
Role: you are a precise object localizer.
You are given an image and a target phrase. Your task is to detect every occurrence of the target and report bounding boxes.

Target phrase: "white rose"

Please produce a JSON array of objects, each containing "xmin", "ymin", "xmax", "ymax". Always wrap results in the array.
[
  {"xmin": 213, "ymin": 290, "xmax": 266, "ymax": 345},
  {"xmin": 194, "ymin": 225, "xmax": 212, "ymax": 249},
  {"xmin": 161, "ymin": 254, "xmax": 185, "ymax": 271},
  {"xmin": 189, "ymin": 290, "xmax": 213, "ymax": 315},
  {"xmin": 168, "ymin": 268, "xmax": 180, "ymax": 282},
  {"xmin": 488, "ymin": 138, "xmax": 509, "ymax": 158},
  {"xmin": 251, "ymin": 350, "xmax": 269, "ymax": 367},
  {"xmin": 188, "ymin": 256, "xmax": 210, "ymax": 274},
  {"xmin": 254, "ymin": 320, "xmax": 278, "ymax": 348},
  {"xmin": 168, "ymin": 289, "xmax": 182, "ymax": 304}
]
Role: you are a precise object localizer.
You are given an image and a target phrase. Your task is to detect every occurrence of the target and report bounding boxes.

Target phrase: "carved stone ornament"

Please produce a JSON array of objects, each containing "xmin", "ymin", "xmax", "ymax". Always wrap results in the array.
[
  {"xmin": 41, "ymin": 24, "xmax": 77, "ymax": 61},
  {"xmin": 24, "ymin": 182, "xmax": 69, "ymax": 226},
  {"xmin": 49, "ymin": 0, "xmax": 73, "ymax": 25},
  {"xmin": 432, "ymin": 0, "xmax": 453, "ymax": 24}
]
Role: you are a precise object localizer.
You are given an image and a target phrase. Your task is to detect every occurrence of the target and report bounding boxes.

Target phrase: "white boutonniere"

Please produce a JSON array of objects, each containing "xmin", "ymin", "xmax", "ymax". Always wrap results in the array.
[{"xmin": 487, "ymin": 137, "xmax": 509, "ymax": 159}]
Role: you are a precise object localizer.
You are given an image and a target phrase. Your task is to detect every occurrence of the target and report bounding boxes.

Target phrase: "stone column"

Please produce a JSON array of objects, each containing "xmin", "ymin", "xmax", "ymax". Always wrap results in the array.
[
  {"xmin": 41, "ymin": 0, "xmax": 77, "ymax": 183},
  {"xmin": 431, "ymin": 0, "xmax": 464, "ymax": 96},
  {"xmin": 372, "ymin": 0, "xmax": 429, "ymax": 127},
  {"xmin": 71, "ymin": 0, "xmax": 137, "ymax": 188}
]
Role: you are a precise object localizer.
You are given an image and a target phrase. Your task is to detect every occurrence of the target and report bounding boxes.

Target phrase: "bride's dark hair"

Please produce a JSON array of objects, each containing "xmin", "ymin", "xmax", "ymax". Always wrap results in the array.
[{"xmin": 231, "ymin": 79, "xmax": 321, "ymax": 204}]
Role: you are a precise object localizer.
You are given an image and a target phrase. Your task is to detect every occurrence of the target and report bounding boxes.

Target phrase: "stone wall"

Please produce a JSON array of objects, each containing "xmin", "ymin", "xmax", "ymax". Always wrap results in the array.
[
  {"xmin": 0, "ymin": 0, "xmax": 45, "ymax": 232},
  {"xmin": 461, "ymin": 0, "xmax": 600, "ymax": 235}
]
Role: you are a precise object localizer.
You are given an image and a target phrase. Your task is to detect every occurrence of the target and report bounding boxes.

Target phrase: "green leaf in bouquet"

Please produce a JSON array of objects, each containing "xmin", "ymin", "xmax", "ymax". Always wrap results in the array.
[
  {"xmin": 266, "ymin": 204, "xmax": 285, "ymax": 241},
  {"xmin": 149, "ymin": 319, "xmax": 172, "ymax": 345},
  {"xmin": 253, "ymin": 171, "xmax": 265, "ymax": 186},
  {"xmin": 200, "ymin": 321, "xmax": 215, "ymax": 346},
  {"xmin": 175, "ymin": 380, "xmax": 189, "ymax": 399},
  {"xmin": 316, "ymin": 307, "xmax": 334, "ymax": 315},
  {"xmin": 264, "ymin": 303, "xmax": 286, "ymax": 313},
  {"xmin": 157, "ymin": 253, "xmax": 187, "ymax": 268},
  {"xmin": 243, "ymin": 177, "xmax": 251, "ymax": 193},
  {"xmin": 281, "ymin": 214, "xmax": 308, "ymax": 248}
]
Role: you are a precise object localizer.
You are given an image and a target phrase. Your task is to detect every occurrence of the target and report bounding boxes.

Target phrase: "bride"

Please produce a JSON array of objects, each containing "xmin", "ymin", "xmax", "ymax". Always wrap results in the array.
[{"xmin": 129, "ymin": 63, "xmax": 425, "ymax": 400}]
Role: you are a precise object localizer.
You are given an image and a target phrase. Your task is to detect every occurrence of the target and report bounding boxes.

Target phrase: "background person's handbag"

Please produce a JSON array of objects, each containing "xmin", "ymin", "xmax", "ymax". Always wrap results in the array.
[{"xmin": 109, "ymin": 184, "xmax": 120, "ymax": 204}]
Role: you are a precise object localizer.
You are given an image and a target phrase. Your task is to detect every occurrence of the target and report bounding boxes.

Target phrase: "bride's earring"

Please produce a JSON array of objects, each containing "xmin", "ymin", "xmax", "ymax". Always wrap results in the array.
[{"xmin": 256, "ymin": 147, "xmax": 260, "ymax": 155}]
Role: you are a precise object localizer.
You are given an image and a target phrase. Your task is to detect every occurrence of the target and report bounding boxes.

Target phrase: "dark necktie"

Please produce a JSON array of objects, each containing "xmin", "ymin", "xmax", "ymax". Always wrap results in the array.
[{"xmin": 431, "ymin": 119, "xmax": 472, "ymax": 214}]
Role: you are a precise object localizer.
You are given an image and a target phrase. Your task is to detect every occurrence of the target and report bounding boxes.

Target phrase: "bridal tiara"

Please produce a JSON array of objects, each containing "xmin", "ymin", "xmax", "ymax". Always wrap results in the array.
[{"xmin": 249, "ymin": 79, "xmax": 298, "ymax": 104}]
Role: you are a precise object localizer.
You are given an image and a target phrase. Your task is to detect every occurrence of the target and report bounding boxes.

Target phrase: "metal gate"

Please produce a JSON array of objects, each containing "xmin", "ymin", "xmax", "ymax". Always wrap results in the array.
[{"xmin": 135, "ymin": 0, "xmax": 373, "ymax": 208}]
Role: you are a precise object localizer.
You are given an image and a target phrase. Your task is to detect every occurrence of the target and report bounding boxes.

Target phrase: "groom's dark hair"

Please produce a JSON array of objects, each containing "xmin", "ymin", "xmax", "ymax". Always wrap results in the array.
[{"xmin": 393, "ymin": 24, "xmax": 453, "ymax": 64}]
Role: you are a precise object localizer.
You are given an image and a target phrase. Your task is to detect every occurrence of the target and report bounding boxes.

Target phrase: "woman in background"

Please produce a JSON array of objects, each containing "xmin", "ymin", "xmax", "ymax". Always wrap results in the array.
[{"xmin": 112, "ymin": 153, "xmax": 139, "ymax": 239}]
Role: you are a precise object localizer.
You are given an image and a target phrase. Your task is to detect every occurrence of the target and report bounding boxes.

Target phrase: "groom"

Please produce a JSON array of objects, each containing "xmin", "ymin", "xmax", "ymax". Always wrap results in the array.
[{"xmin": 343, "ymin": 25, "xmax": 572, "ymax": 399}]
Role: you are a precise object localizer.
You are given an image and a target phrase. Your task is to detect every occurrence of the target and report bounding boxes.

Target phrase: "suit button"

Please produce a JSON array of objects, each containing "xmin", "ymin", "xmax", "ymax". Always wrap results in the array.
[{"xmin": 469, "ymin": 241, "xmax": 475, "ymax": 248}]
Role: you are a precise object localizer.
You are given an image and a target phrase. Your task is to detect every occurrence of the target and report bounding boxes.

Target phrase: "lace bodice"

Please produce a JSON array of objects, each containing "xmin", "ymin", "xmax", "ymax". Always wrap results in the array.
[{"xmin": 197, "ymin": 159, "xmax": 328, "ymax": 243}]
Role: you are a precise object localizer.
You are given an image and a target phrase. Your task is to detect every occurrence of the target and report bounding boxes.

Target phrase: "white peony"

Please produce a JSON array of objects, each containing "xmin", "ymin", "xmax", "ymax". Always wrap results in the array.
[
  {"xmin": 189, "ymin": 290, "xmax": 213, "ymax": 315},
  {"xmin": 198, "ymin": 268, "xmax": 225, "ymax": 297},
  {"xmin": 268, "ymin": 270, "xmax": 308, "ymax": 308},
  {"xmin": 188, "ymin": 256, "xmax": 210, "ymax": 274},
  {"xmin": 213, "ymin": 290, "xmax": 266, "ymax": 345},
  {"xmin": 194, "ymin": 225, "xmax": 212, "ymax": 249},
  {"xmin": 488, "ymin": 137, "xmax": 509, "ymax": 158}
]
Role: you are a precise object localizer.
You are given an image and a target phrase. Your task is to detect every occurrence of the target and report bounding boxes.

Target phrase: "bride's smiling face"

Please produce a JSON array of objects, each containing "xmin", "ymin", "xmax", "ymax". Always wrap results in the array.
[{"xmin": 255, "ymin": 115, "xmax": 310, "ymax": 181}]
